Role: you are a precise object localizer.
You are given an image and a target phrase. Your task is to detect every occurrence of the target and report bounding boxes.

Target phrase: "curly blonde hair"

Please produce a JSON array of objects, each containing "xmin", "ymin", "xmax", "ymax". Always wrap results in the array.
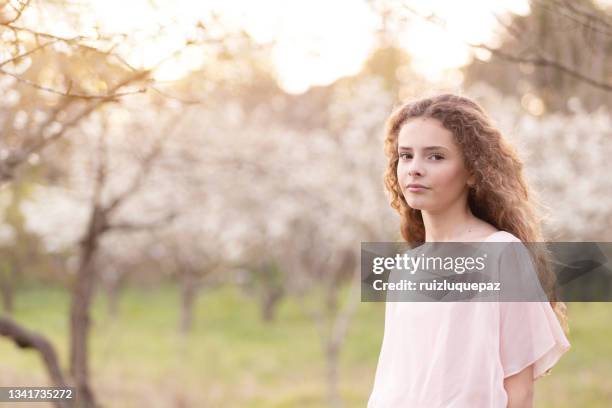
[{"xmin": 383, "ymin": 93, "xmax": 568, "ymax": 334}]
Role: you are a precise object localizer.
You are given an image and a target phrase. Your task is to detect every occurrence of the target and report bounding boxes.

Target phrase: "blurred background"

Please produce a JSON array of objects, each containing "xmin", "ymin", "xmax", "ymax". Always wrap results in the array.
[{"xmin": 0, "ymin": 0, "xmax": 611, "ymax": 407}]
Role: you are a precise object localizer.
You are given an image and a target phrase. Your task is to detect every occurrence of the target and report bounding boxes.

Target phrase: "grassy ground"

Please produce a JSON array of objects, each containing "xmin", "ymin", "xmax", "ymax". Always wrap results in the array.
[{"xmin": 0, "ymin": 285, "xmax": 611, "ymax": 407}]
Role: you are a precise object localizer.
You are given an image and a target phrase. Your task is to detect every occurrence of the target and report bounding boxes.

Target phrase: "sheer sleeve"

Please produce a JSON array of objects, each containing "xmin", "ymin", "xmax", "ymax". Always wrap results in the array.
[{"xmin": 497, "ymin": 244, "xmax": 571, "ymax": 380}]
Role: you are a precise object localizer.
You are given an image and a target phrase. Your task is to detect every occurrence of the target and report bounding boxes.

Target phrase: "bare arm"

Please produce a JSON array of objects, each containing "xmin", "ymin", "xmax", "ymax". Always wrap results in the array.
[{"xmin": 504, "ymin": 364, "xmax": 534, "ymax": 408}]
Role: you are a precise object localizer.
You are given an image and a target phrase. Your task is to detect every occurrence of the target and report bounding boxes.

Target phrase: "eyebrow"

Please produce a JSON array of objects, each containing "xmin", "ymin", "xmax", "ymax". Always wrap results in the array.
[{"xmin": 398, "ymin": 146, "xmax": 449, "ymax": 151}]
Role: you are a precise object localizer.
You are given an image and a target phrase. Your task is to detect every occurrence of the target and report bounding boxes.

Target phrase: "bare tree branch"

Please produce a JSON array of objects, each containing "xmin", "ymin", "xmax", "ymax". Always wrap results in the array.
[
  {"xmin": 0, "ymin": 0, "xmax": 31, "ymax": 25},
  {"xmin": 108, "ymin": 212, "xmax": 178, "ymax": 233},
  {"xmin": 0, "ymin": 36, "xmax": 64, "ymax": 68},
  {"xmin": 0, "ymin": 316, "xmax": 72, "ymax": 408},
  {"xmin": 530, "ymin": 0, "xmax": 612, "ymax": 38},
  {"xmin": 0, "ymin": 67, "xmax": 152, "ymax": 185},
  {"xmin": 556, "ymin": 0, "xmax": 612, "ymax": 32},
  {"xmin": 400, "ymin": 2, "xmax": 612, "ymax": 93},
  {"xmin": 469, "ymin": 42, "xmax": 612, "ymax": 92},
  {"xmin": 103, "ymin": 114, "xmax": 182, "ymax": 216},
  {"xmin": 0, "ymin": 68, "xmax": 147, "ymax": 98}
]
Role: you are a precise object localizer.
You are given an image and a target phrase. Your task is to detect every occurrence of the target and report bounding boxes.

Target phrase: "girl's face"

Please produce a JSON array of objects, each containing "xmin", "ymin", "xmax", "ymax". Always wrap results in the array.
[{"xmin": 396, "ymin": 117, "xmax": 474, "ymax": 213}]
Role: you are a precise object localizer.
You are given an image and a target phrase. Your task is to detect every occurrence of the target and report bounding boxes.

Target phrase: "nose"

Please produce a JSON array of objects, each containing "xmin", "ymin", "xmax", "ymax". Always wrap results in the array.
[
  {"xmin": 408, "ymin": 166, "xmax": 423, "ymax": 177},
  {"xmin": 406, "ymin": 157, "xmax": 424, "ymax": 177}
]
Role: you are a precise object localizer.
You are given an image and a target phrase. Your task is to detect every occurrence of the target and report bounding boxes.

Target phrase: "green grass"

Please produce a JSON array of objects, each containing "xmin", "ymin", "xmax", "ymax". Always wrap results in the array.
[{"xmin": 0, "ymin": 286, "xmax": 610, "ymax": 407}]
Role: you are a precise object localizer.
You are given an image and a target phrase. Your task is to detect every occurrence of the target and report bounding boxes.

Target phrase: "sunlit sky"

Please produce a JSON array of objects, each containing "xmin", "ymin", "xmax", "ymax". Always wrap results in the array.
[{"xmin": 36, "ymin": 0, "xmax": 538, "ymax": 93}]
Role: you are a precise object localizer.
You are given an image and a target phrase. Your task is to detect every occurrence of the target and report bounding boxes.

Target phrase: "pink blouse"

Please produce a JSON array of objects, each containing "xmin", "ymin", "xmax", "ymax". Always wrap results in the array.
[{"xmin": 367, "ymin": 231, "xmax": 571, "ymax": 407}]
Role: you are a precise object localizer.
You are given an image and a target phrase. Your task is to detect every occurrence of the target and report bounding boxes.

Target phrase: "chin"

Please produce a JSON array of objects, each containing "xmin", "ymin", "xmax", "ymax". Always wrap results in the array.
[{"xmin": 405, "ymin": 200, "xmax": 428, "ymax": 211}]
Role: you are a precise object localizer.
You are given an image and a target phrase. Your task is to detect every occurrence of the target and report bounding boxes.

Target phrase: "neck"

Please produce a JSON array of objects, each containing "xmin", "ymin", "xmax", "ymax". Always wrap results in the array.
[{"xmin": 421, "ymin": 199, "xmax": 479, "ymax": 242}]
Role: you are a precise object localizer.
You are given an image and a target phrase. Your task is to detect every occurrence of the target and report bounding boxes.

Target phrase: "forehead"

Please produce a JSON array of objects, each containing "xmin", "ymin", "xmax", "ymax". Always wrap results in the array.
[{"xmin": 397, "ymin": 117, "xmax": 457, "ymax": 149}]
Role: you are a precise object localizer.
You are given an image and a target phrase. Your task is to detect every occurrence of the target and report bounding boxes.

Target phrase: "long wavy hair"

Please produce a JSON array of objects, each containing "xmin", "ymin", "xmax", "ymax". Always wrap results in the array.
[{"xmin": 383, "ymin": 93, "xmax": 568, "ymax": 334}]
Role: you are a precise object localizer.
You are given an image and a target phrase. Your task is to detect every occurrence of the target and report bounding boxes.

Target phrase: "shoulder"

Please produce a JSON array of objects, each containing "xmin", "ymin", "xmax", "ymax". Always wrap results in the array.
[
  {"xmin": 489, "ymin": 232, "xmax": 536, "ymax": 273},
  {"xmin": 487, "ymin": 230, "xmax": 522, "ymax": 243},
  {"xmin": 485, "ymin": 231, "xmax": 529, "ymax": 264}
]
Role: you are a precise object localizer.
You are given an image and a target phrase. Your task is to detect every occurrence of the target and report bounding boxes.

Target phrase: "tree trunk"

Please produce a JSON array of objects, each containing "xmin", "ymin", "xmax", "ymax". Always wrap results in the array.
[
  {"xmin": 322, "ymin": 281, "xmax": 342, "ymax": 408},
  {"xmin": 69, "ymin": 238, "xmax": 99, "ymax": 408},
  {"xmin": 179, "ymin": 271, "xmax": 197, "ymax": 335},
  {"xmin": 261, "ymin": 287, "xmax": 283, "ymax": 322},
  {"xmin": 324, "ymin": 268, "xmax": 361, "ymax": 408},
  {"xmin": 0, "ymin": 261, "xmax": 19, "ymax": 315},
  {"xmin": 105, "ymin": 278, "xmax": 122, "ymax": 320},
  {"xmin": 326, "ymin": 341, "xmax": 342, "ymax": 408},
  {"xmin": 0, "ymin": 272, "xmax": 14, "ymax": 315}
]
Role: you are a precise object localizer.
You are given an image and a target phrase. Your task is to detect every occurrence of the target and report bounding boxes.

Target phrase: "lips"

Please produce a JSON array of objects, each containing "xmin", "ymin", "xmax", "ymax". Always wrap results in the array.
[{"xmin": 407, "ymin": 183, "xmax": 428, "ymax": 189}]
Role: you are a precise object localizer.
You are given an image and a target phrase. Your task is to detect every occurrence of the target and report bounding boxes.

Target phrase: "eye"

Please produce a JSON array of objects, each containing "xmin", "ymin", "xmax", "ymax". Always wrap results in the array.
[
  {"xmin": 398, "ymin": 153, "xmax": 444, "ymax": 160},
  {"xmin": 399, "ymin": 152, "xmax": 412, "ymax": 160}
]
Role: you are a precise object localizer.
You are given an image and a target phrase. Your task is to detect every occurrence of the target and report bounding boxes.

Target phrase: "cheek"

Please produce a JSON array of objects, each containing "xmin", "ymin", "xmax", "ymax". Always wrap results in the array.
[
  {"xmin": 396, "ymin": 161, "xmax": 410, "ymax": 179},
  {"xmin": 396, "ymin": 162, "xmax": 402, "ymax": 179},
  {"xmin": 432, "ymin": 163, "xmax": 468, "ymax": 188},
  {"xmin": 396, "ymin": 163, "xmax": 412, "ymax": 190}
]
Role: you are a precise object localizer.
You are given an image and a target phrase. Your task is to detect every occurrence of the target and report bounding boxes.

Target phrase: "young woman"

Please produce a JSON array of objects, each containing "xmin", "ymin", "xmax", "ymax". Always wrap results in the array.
[{"xmin": 367, "ymin": 94, "xmax": 571, "ymax": 407}]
